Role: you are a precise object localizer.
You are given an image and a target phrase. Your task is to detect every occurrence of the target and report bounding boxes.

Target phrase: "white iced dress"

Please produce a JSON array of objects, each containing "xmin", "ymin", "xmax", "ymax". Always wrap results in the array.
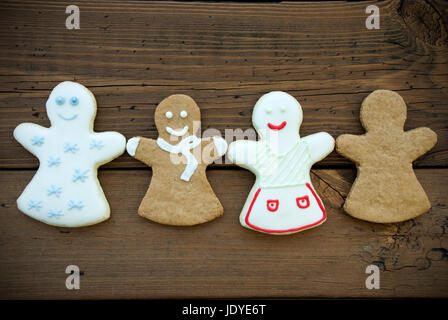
[
  {"xmin": 240, "ymin": 140, "xmax": 326, "ymax": 234},
  {"xmin": 15, "ymin": 126, "xmax": 125, "ymax": 227}
]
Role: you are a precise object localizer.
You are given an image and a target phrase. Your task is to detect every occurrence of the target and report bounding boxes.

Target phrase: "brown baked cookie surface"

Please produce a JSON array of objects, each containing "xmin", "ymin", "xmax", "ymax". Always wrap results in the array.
[
  {"xmin": 336, "ymin": 90, "xmax": 437, "ymax": 223},
  {"xmin": 126, "ymin": 94, "xmax": 227, "ymax": 226}
]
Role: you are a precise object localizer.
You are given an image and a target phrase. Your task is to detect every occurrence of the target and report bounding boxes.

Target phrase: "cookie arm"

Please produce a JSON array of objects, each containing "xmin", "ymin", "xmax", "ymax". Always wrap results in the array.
[
  {"xmin": 228, "ymin": 140, "xmax": 258, "ymax": 171},
  {"xmin": 13, "ymin": 123, "xmax": 48, "ymax": 159},
  {"xmin": 201, "ymin": 136, "xmax": 228, "ymax": 164},
  {"xmin": 127, "ymin": 137, "xmax": 156, "ymax": 167},
  {"xmin": 301, "ymin": 132, "xmax": 335, "ymax": 164},
  {"xmin": 404, "ymin": 127, "xmax": 437, "ymax": 162},
  {"xmin": 90, "ymin": 132, "xmax": 126, "ymax": 165},
  {"xmin": 335, "ymin": 134, "xmax": 365, "ymax": 163}
]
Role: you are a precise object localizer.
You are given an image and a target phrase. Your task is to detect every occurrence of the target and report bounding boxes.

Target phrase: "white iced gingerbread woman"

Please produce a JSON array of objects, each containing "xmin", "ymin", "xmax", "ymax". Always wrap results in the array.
[
  {"xmin": 228, "ymin": 91, "xmax": 334, "ymax": 235},
  {"xmin": 14, "ymin": 81, "xmax": 126, "ymax": 227}
]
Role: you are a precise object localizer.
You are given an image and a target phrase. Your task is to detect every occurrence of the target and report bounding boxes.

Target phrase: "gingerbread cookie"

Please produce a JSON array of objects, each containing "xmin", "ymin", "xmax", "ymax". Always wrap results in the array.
[
  {"xmin": 228, "ymin": 91, "xmax": 335, "ymax": 235},
  {"xmin": 336, "ymin": 90, "xmax": 437, "ymax": 223},
  {"xmin": 13, "ymin": 81, "xmax": 126, "ymax": 227},
  {"xmin": 126, "ymin": 94, "xmax": 227, "ymax": 226}
]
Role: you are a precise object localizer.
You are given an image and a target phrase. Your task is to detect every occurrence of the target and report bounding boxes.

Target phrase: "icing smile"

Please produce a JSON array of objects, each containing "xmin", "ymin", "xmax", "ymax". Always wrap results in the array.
[
  {"xmin": 166, "ymin": 125, "xmax": 189, "ymax": 136},
  {"xmin": 58, "ymin": 113, "xmax": 78, "ymax": 121},
  {"xmin": 267, "ymin": 121, "xmax": 287, "ymax": 130}
]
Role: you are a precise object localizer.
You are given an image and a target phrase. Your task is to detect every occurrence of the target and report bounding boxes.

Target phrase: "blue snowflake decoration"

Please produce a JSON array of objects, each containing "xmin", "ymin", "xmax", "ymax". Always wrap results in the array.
[
  {"xmin": 90, "ymin": 139, "xmax": 104, "ymax": 150},
  {"xmin": 47, "ymin": 185, "xmax": 62, "ymax": 198},
  {"xmin": 28, "ymin": 200, "xmax": 42, "ymax": 211},
  {"xmin": 47, "ymin": 156, "xmax": 61, "ymax": 167},
  {"xmin": 64, "ymin": 142, "xmax": 79, "ymax": 153},
  {"xmin": 68, "ymin": 200, "xmax": 83, "ymax": 210},
  {"xmin": 48, "ymin": 209, "xmax": 63, "ymax": 218},
  {"xmin": 31, "ymin": 136, "xmax": 44, "ymax": 146},
  {"xmin": 72, "ymin": 169, "xmax": 88, "ymax": 182}
]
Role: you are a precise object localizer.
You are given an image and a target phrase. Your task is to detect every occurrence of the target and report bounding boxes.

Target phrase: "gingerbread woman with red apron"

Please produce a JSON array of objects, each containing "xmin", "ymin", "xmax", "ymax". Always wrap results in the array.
[{"xmin": 228, "ymin": 91, "xmax": 335, "ymax": 235}]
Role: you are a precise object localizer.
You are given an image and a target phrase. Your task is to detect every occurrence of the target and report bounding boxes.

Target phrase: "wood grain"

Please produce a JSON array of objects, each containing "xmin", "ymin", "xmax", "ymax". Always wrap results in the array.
[
  {"xmin": 0, "ymin": 0, "xmax": 447, "ymax": 168},
  {"xmin": 0, "ymin": 168, "xmax": 447, "ymax": 299}
]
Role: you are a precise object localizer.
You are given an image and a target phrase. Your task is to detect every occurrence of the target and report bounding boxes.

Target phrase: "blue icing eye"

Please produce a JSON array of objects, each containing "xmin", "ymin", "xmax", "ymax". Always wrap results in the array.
[
  {"xmin": 69, "ymin": 96, "xmax": 79, "ymax": 106},
  {"xmin": 56, "ymin": 96, "xmax": 65, "ymax": 105}
]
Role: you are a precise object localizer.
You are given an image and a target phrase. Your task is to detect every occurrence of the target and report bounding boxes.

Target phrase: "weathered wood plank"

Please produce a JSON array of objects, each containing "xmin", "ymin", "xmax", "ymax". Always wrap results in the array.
[
  {"xmin": 0, "ymin": 0, "xmax": 446, "ymax": 168},
  {"xmin": 0, "ymin": 168, "xmax": 446, "ymax": 299}
]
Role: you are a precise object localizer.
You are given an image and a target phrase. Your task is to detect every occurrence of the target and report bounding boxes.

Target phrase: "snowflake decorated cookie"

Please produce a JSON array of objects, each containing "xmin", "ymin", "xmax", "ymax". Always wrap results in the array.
[
  {"xmin": 228, "ymin": 91, "xmax": 335, "ymax": 235},
  {"xmin": 13, "ymin": 81, "xmax": 126, "ymax": 227}
]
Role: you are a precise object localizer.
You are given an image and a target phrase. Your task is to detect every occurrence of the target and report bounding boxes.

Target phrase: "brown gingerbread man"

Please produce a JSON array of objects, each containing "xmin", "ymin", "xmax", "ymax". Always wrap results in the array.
[
  {"xmin": 336, "ymin": 90, "xmax": 437, "ymax": 223},
  {"xmin": 126, "ymin": 94, "xmax": 227, "ymax": 226}
]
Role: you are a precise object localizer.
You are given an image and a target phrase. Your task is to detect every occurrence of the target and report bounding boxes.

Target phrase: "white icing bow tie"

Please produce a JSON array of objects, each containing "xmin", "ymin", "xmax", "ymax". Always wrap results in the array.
[{"xmin": 157, "ymin": 135, "xmax": 201, "ymax": 182}]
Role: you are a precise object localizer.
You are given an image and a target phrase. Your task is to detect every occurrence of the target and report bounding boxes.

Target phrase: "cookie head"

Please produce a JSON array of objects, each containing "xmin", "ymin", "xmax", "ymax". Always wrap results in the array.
[
  {"xmin": 46, "ymin": 81, "xmax": 96, "ymax": 128},
  {"xmin": 155, "ymin": 94, "xmax": 201, "ymax": 141},
  {"xmin": 252, "ymin": 91, "xmax": 303, "ymax": 140},
  {"xmin": 361, "ymin": 90, "xmax": 407, "ymax": 132}
]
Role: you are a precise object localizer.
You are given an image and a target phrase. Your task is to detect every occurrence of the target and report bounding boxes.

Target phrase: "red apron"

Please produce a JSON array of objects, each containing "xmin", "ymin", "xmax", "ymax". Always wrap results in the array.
[{"xmin": 244, "ymin": 182, "xmax": 326, "ymax": 234}]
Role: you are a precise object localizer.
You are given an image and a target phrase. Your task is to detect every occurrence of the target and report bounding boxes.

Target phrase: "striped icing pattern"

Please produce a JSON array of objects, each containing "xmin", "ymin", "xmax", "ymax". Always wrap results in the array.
[{"xmin": 254, "ymin": 140, "xmax": 312, "ymax": 188}]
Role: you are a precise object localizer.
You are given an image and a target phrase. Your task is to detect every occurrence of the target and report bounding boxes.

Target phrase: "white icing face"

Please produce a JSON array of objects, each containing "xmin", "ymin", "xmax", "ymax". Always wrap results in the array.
[
  {"xmin": 252, "ymin": 91, "xmax": 303, "ymax": 140},
  {"xmin": 164, "ymin": 110, "xmax": 189, "ymax": 136},
  {"xmin": 46, "ymin": 81, "xmax": 96, "ymax": 129}
]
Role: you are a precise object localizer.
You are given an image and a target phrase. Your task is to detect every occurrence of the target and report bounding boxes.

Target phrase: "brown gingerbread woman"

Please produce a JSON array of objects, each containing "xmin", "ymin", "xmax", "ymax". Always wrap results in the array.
[
  {"xmin": 336, "ymin": 90, "xmax": 437, "ymax": 223},
  {"xmin": 126, "ymin": 94, "xmax": 227, "ymax": 226}
]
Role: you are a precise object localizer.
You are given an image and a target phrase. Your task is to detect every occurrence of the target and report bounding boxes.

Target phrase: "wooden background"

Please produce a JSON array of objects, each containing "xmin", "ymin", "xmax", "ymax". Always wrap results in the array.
[{"xmin": 0, "ymin": 0, "xmax": 447, "ymax": 299}]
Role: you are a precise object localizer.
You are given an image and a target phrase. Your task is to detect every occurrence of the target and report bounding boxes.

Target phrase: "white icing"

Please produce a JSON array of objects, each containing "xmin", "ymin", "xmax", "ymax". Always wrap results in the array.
[
  {"xmin": 180, "ymin": 110, "xmax": 188, "ymax": 118},
  {"xmin": 212, "ymin": 136, "xmax": 228, "ymax": 157},
  {"xmin": 13, "ymin": 81, "xmax": 126, "ymax": 227},
  {"xmin": 166, "ymin": 125, "xmax": 188, "ymax": 137},
  {"xmin": 126, "ymin": 137, "xmax": 140, "ymax": 157},
  {"xmin": 165, "ymin": 111, "xmax": 173, "ymax": 119},
  {"xmin": 228, "ymin": 91, "xmax": 335, "ymax": 235},
  {"xmin": 157, "ymin": 135, "xmax": 201, "ymax": 181},
  {"xmin": 252, "ymin": 91, "xmax": 303, "ymax": 155},
  {"xmin": 251, "ymin": 140, "xmax": 312, "ymax": 188},
  {"xmin": 240, "ymin": 185, "xmax": 326, "ymax": 234}
]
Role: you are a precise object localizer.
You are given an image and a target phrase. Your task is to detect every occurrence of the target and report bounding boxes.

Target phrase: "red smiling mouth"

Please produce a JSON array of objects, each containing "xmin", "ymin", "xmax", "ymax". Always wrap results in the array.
[{"xmin": 267, "ymin": 121, "xmax": 287, "ymax": 130}]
